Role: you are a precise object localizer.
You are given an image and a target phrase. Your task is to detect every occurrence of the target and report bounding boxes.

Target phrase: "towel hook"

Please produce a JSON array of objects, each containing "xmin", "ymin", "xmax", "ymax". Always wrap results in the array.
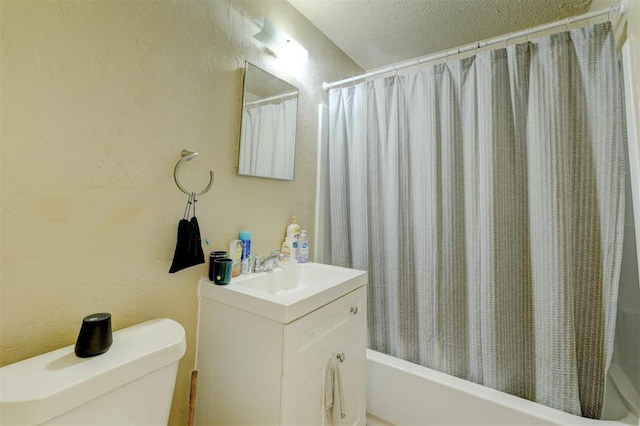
[{"xmin": 174, "ymin": 149, "xmax": 214, "ymax": 196}]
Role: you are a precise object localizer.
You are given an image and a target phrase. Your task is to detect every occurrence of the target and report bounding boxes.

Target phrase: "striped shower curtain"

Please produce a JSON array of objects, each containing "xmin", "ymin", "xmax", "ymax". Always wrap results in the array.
[{"xmin": 327, "ymin": 22, "xmax": 625, "ymax": 419}]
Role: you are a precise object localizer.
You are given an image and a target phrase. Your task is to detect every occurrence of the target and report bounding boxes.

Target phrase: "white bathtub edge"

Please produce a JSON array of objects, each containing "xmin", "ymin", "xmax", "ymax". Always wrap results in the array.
[{"xmin": 366, "ymin": 349, "xmax": 639, "ymax": 426}]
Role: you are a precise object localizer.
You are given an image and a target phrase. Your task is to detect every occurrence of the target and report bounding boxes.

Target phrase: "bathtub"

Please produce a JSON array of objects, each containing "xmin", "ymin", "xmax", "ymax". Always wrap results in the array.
[{"xmin": 366, "ymin": 349, "xmax": 639, "ymax": 426}]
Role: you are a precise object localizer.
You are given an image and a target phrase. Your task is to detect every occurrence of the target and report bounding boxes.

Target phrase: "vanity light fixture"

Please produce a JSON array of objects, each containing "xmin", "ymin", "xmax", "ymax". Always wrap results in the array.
[{"xmin": 253, "ymin": 17, "xmax": 308, "ymax": 64}]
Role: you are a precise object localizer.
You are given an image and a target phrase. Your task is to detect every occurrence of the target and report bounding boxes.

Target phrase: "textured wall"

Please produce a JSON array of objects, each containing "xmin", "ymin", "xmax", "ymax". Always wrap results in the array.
[{"xmin": 0, "ymin": 0, "xmax": 361, "ymax": 423}]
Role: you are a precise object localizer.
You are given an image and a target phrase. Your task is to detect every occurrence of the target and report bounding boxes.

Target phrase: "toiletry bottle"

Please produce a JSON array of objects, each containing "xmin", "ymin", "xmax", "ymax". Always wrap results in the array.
[
  {"xmin": 229, "ymin": 239, "xmax": 243, "ymax": 277},
  {"xmin": 239, "ymin": 231, "xmax": 252, "ymax": 274},
  {"xmin": 286, "ymin": 217, "xmax": 301, "ymax": 252},
  {"xmin": 296, "ymin": 230, "xmax": 309, "ymax": 263},
  {"xmin": 281, "ymin": 238, "xmax": 294, "ymax": 261}
]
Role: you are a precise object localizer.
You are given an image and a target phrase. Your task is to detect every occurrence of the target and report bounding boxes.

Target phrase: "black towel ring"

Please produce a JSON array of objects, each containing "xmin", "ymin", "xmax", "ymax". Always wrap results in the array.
[{"xmin": 174, "ymin": 149, "xmax": 214, "ymax": 196}]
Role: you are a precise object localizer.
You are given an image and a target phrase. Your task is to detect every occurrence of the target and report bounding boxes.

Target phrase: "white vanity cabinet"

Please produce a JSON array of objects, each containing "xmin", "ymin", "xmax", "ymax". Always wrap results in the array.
[{"xmin": 195, "ymin": 276, "xmax": 367, "ymax": 426}]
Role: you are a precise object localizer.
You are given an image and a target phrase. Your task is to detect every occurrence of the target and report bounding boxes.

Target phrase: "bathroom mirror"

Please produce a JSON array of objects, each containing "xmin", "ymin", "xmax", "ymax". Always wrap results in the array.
[{"xmin": 238, "ymin": 61, "xmax": 299, "ymax": 180}]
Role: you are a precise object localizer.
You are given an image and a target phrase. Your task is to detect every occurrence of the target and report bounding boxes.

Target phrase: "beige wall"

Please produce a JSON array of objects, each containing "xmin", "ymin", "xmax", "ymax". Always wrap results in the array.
[
  {"xmin": 0, "ymin": 0, "xmax": 361, "ymax": 424},
  {"xmin": 590, "ymin": 0, "xmax": 640, "ymax": 50},
  {"xmin": 627, "ymin": 0, "xmax": 640, "ymax": 93},
  {"xmin": 633, "ymin": 0, "xmax": 640, "ymax": 47}
]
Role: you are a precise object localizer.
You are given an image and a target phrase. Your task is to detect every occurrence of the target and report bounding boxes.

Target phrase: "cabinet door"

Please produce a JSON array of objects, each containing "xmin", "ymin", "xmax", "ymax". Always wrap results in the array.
[
  {"xmin": 281, "ymin": 335, "xmax": 366, "ymax": 426},
  {"xmin": 334, "ymin": 329, "xmax": 366, "ymax": 425},
  {"xmin": 283, "ymin": 287, "xmax": 366, "ymax": 376},
  {"xmin": 281, "ymin": 344, "xmax": 333, "ymax": 426},
  {"xmin": 282, "ymin": 287, "xmax": 367, "ymax": 426}
]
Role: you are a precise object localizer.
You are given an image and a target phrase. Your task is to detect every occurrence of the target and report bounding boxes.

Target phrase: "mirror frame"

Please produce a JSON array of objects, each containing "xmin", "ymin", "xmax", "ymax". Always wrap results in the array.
[{"xmin": 237, "ymin": 61, "xmax": 299, "ymax": 180}]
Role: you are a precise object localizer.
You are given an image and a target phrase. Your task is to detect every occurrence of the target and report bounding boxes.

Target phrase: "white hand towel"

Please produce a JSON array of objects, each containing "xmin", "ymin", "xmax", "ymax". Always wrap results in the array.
[{"xmin": 324, "ymin": 357, "xmax": 346, "ymax": 425}]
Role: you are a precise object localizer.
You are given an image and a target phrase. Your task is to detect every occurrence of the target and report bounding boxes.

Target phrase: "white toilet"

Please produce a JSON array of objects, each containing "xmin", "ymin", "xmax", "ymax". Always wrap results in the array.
[{"xmin": 0, "ymin": 318, "xmax": 186, "ymax": 425}]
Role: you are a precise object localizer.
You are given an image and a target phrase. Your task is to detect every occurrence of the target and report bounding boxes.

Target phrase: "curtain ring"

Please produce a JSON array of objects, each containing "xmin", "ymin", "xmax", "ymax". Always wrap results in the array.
[
  {"xmin": 565, "ymin": 17, "xmax": 570, "ymax": 31},
  {"xmin": 503, "ymin": 36, "xmax": 508, "ymax": 49}
]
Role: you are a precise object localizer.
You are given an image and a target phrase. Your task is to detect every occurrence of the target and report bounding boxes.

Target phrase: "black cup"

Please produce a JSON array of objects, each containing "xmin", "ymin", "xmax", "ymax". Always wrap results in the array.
[
  {"xmin": 209, "ymin": 251, "xmax": 228, "ymax": 281},
  {"xmin": 214, "ymin": 258, "xmax": 233, "ymax": 285},
  {"xmin": 74, "ymin": 313, "xmax": 113, "ymax": 358}
]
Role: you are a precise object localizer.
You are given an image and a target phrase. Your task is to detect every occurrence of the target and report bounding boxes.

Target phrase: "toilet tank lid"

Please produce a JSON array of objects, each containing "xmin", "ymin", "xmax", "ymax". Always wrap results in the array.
[{"xmin": 0, "ymin": 318, "xmax": 186, "ymax": 423}]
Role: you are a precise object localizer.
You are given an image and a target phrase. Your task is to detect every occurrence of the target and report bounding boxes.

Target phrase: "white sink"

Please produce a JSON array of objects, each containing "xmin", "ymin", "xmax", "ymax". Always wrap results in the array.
[{"xmin": 198, "ymin": 262, "xmax": 367, "ymax": 324}]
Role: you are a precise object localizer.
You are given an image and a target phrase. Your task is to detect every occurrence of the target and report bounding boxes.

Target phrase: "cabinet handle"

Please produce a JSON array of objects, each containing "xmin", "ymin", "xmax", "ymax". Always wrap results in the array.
[
  {"xmin": 337, "ymin": 353, "xmax": 345, "ymax": 362},
  {"xmin": 350, "ymin": 306, "xmax": 359, "ymax": 315}
]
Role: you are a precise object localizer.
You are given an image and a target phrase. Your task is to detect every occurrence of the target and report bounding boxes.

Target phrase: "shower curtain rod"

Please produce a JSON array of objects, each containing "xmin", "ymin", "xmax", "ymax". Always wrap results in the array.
[
  {"xmin": 322, "ymin": 0, "xmax": 629, "ymax": 90},
  {"xmin": 245, "ymin": 90, "xmax": 298, "ymax": 107}
]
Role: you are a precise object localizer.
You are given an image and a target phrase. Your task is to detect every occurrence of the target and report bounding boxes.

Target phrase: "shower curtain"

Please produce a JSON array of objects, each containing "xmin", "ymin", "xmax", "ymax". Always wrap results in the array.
[
  {"xmin": 239, "ymin": 97, "xmax": 296, "ymax": 178},
  {"xmin": 328, "ymin": 22, "xmax": 626, "ymax": 419}
]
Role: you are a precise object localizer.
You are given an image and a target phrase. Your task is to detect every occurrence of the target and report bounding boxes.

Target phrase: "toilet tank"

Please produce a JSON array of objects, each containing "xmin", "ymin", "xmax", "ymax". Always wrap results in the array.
[{"xmin": 0, "ymin": 318, "xmax": 186, "ymax": 425}]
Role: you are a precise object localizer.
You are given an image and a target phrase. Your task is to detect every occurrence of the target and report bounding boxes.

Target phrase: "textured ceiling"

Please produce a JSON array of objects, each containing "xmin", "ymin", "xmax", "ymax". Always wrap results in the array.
[{"xmin": 287, "ymin": 0, "xmax": 593, "ymax": 70}]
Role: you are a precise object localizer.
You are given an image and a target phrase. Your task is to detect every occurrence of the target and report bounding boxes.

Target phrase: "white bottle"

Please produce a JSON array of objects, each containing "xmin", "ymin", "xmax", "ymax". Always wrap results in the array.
[
  {"xmin": 286, "ymin": 217, "xmax": 301, "ymax": 252},
  {"xmin": 296, "ymin": 230, "xmax": 309, "ymax": 263}
]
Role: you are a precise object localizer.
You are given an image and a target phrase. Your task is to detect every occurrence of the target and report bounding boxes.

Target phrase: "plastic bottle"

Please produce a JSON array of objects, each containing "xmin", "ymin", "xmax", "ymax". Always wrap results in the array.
[
  {"xmin": 296, "ymin": 230, "xmax": 309, "ymax": 263},
  {"xmin": 229, "ymin": 239, "xmax": 243, "ymax": 277},
  {"xmin": 239, "ymin": 231, "xmax": 252, "ymax": 274},
  {"xmin": 281, "ymin": 237, "xmax": 294, "ymax": 261},
  {"xmin": 286, "ymin": 217, "xmax": 301, "ymax": 252}
]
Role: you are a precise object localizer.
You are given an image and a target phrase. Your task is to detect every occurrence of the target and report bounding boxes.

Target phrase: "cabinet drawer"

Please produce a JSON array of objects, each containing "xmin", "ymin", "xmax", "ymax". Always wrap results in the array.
[{"xmin": 283, "ymin": 286, "xmax": 366, "ymax": 376}]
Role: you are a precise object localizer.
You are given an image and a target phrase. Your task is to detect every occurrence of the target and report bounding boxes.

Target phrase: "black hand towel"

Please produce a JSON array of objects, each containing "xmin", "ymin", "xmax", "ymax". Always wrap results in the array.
[{"xmin": 169, "ymin": 214, "xmax": 205, "ymax": 273}]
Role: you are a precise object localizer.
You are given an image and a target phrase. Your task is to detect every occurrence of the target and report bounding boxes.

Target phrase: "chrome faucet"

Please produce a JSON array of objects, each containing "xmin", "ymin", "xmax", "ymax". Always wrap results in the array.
[{"xmin": 252, "ymin": 250, "xmax": 282, "ymax": 273}]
